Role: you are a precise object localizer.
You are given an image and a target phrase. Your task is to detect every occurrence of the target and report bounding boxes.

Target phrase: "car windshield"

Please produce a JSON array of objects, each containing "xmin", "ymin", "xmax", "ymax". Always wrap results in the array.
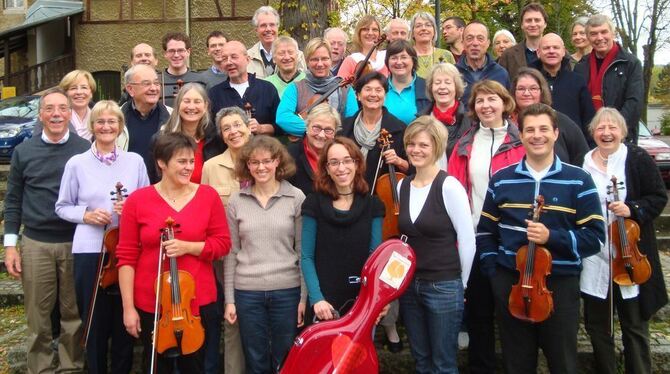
[
  {"xmin": 0, "ymin": 97, "xmax": 39, "ymax": 118},
  {"xmin": 639, "ymin": 122, "xmax": 652, "ymax": 137}
]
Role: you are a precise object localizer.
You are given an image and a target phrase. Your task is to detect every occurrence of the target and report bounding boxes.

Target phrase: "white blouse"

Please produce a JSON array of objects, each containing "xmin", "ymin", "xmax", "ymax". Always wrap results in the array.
[{"xmin": 580, "ymin": 144, "xmax": 638, "ymax": 299}]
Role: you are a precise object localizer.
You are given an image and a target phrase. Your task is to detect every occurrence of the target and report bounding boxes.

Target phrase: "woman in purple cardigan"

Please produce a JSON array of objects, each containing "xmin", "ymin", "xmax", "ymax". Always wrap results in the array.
[{"xmin": 56, "ymin": 100, "xmax": 150, "ymax": 374}]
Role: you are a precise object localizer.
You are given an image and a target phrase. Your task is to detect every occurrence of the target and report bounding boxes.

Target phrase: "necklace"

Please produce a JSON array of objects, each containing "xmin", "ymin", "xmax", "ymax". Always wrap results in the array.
[
  {"xmin": 596, "ymin": 150, "xmax": 609, "ymax": 166},
  {"xmin": 158, "ymin": 183, "xmax": 192, "ymax": 203},
  {"xmin": 338, "ymin": 191, "xmax": 354, "ymax": 196}
]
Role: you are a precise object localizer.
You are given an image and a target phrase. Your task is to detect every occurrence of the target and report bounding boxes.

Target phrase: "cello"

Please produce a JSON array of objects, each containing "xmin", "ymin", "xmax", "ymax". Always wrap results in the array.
[
  {"xmin": 608, "ymin": 176, "xmax": 651, "ymax": 286},
  {"xmin": 508, "ymin": 195, "xmax": 554, "ymax": 323},
  {"xmin": 81, "ymin": 182, "xmax": 126, "ymax": 348},
  {"xmin": 280, "ymin": 238, "xmax": 416, "ymax": 374},
  {"xmin": 149, "ymin": 217, "xmax": 204, "ymax": 372},
  {"xmin": 372, "ymin": 129, "xmax": 406, "ymax": 240}
]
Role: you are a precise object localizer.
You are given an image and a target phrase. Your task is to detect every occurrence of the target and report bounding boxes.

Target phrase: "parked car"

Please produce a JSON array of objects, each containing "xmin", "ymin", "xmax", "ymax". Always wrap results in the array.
[
  {"xmin": 638, "ymin": 121, "xmax": 670, "ymax": 184},
  {"xmin": 0, "ymin": 95, "xmax": 39, "ymax": 162}
]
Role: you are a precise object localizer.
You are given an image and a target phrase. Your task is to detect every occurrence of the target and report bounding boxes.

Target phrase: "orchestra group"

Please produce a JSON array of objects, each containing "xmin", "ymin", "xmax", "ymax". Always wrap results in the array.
[{"xmin": 3, "ymin": 3, "xmax": 668, "ymax": 374}]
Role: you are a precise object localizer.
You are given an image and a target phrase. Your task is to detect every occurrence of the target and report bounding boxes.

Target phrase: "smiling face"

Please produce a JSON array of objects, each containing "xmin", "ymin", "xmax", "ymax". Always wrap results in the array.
[
  {"xmin": 514, "ymin": 76, "xmax": 542, "ymax": 111},
  {"xmin": 431, "ymin": 72, "xmax": 456, "ymax": 107},
  {"xmin": 406, "ymin": 131, "xmax": 435, "ymax": 168},
  {"xmin": 164, "ymin": 39, "xmax": 190, "ymax": 71},
  {"xmin": 39, "ymin": 92, "xmax": 72, "ymax": 141},
  {"xmin": 306, "ymin": 115, "xmax": 337, "ymax": 151},
  {"xmin": 220, "ymin": 113, "xmax": 251, "ymax": 150},
  {"xmin": 307, "ymin": 46, "xmax": 332, "ymax": 78},
  {"xmin": 537, "ymin": 33, "xmax": 565, "ymax": 69},
  {"xmin": 359, "ymin": 21, "xmax": 381, "ymax": 50},
  {"xmin": 474, "ymin": 92, "xmax": 505, "ymax": 128},
  {"xmin": 178, "ymin": 88, "xmax": 207, "ymax": 125},
  {"xmin": 158, "ymin": 147, "xmax": 195, "ymax": 186},
  {"xmin": 248, "ymin": 149, "xmax": 279, "ymax": 184},
  {"xmin": 66, "ymin": 76, "xmax": 93, "ymax": 111},
  {"xmin": 127, "ymin": 66, "xmax": 161, "ymax": 106},
  {"xmin": 521, "ymin": 10, "xmax": 547, "ymax": 38},
  {"xmin": 326, "ymin": 143, "xmax": 357, "ymax": 190},
  {"xmin": 571, "ymin": 24, "xmax": 589, "ymax": 50},
  {"xmin": 207, "ymin": 36, "xmax": 227, "ymax": 65},
  {"xmin": 92, "ymin": 110, "xmax": 121, "ymax": 147},
  {"xmin": 388, "ymin": 50, "xmax": 413, "ymax": 78},
  {"xmin": 273, "ymin": 41, "xmax": 298, "ymax": 75},
  {"xmin": 131, "ymin": 43, "xmax": 158, "ymax": 67},
  {"xmin": 256, "ymin": 12, "xmax": 279, "ymax": 47},
  {"xmin": 357, "ymin": 79, "xmax": 386, "ymax": 112},
  {"xmin": 593, "ymin": 119, "xmax": 624, "ymax": 154},
  {"xmin": 412, "ymin": 16, "xmax": 435, "ymax": 44},
  {"xmin": 520, "ymin": 114, "xmax": 558, "ymax": 163},
  {"xmin": 588, "ymin": 24, "xmax": 615, "ymax": 58}
]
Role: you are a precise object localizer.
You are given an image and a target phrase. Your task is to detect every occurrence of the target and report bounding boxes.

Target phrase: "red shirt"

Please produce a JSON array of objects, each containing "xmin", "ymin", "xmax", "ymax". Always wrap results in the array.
[
  {"xmin": 191, "ymin": 139, "xmax": 205, "ymax": 183},
  {"xmin": 117, "ymin": 184, "xmax": 231, "ymax": 314}
]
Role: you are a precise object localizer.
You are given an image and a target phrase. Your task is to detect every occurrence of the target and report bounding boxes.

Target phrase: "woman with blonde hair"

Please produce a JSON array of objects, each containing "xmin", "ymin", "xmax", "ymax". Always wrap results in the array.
[
  {"xmin": 337, "ymin": 16, "xmax": 389, "ymax": 79},
  {"xmin": 410, "ymin": 12, "xmax": 455, "ymax": 78}
]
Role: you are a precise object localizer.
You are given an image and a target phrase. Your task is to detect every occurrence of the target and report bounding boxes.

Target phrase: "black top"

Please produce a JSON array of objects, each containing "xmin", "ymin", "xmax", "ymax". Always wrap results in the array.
[
  {"xmin": 121, "ymin": 101, "xmax": 170, "ymax": 167},
  {"xmin": 287, "ymin": 139, "xmax": 315, "ymax": 195},
  {"xmin": 302, "ymin": 192, "xmax": 385, "ymax": 313},
  {"xmin": 398, "ymin": 170, "xmax": 460, "ymax": 281}
]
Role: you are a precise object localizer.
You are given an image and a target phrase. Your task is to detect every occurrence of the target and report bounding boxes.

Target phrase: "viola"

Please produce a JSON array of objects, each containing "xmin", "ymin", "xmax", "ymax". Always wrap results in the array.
[
  {"xmin": 81, "ymin": 182, "xmax": 126, "ymax": 348},
  {"xmin": 372, "ymin": 129, "xmax": 406, "ymax": 240},
  {"xmin": 352, "ymin": 34, "xmax": 387, "ymax": 82},
  {"xmin": 298, "ymin": 76, "xmax": 354, "ymax": 120},
  {"xmin": 508, "ymin": 195, "xmax": 554, "ymax": 323},
  {"xmin": 608, "ymin": 176, "xmax": 651, "ymax": 286},
  {"xmin": 152, "ymin": 217, "xmax": 204, "ymax": 363},
  {"xmin": 280, "ymin": 238, "xmax": 416, "ymax": 373}
]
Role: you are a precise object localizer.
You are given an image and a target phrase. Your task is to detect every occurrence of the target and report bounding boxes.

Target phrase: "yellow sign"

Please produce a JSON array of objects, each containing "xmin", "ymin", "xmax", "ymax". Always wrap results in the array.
[{"xmin": 2, "ymin": 87, "xmax": 16, "ymax": 100}]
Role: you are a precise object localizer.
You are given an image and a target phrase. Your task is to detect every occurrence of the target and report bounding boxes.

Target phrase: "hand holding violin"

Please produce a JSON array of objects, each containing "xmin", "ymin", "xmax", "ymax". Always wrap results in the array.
[
  {"xmin": 112, "ymin": 200, "xmax": 125, "ymax": 216},
  {"xmin": 382, "ymin": 149, "xmax": 408, "ymax": 171},
  {"xmin": 162, "ymin": 239, "xmax": 204, "ymax": 257},
  {"xmin": 608, "ymin": 201, "xmax": 631, "ymax": 218},
  {"xmin": 247, "ymin": 118, "xmax": 260, "ymax": 134},
  {"xmin": 525, "ymin": 220, "xmax": 550, "ymax": 245}
]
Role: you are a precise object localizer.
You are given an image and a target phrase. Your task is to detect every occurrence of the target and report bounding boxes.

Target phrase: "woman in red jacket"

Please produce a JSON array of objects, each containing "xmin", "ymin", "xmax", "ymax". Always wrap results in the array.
[
  {"xmin": 447, "ymin": 79, "xmax": 525, "ymax": 373},
  {"xmin": 117, "ymin": 133, "xmax": 231, "ymax": 373}
]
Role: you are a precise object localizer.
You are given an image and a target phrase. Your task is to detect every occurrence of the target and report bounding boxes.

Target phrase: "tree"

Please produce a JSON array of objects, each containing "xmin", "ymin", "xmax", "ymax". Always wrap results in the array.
[
  {"xmin": 611, "ymin": 0, "xmax": 670, "ymax": 121},
  {"xmin": 654, "ymin": 63, "xmax": 670, "ymax": 106},
  {"xmin": 336, "ymin": 0, "xmax": 432, "ymax": 32},
  {"xmin": 276, "ymin": 0, "xmax": 334, "ymax": 48}
]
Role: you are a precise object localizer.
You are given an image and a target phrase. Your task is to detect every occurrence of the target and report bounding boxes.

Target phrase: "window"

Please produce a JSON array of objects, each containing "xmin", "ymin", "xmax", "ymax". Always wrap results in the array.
[{"xmin": 4, "ymin": 0, "xmax": 24, "ymax": 12}]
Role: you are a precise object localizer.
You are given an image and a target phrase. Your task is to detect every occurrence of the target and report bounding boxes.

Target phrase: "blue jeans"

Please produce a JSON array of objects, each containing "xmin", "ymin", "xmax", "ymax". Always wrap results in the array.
[
  {"xmin": 399, "ymin": 278, "xmax": 464, "ymax": 374},
  {"xmin": 235, "ymin": 287, "xmax": 300, "ymax": 374}
]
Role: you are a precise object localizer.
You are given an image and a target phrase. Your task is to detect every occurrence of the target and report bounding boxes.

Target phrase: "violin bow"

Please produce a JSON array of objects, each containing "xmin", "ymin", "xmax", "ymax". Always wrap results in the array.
[{"xmin": 149, "ymin": 225, "xmax": 169, "ymax": 374}]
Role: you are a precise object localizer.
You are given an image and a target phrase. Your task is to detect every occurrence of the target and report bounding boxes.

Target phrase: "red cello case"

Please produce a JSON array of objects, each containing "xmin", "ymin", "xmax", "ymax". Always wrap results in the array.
[{"xmin": 280, "ymin": 238, "xmax": 416, "ymax": 374}]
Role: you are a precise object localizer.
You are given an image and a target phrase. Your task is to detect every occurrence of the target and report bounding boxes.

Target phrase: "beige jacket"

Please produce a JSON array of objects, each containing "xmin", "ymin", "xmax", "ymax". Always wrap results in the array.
[
  {"xmin": 247, "ymin": 41, "xmax": 306, "ymax": 78},
  {"xmin": 201, "ymin": 149, "xmax": 240, "ymax": 206}
]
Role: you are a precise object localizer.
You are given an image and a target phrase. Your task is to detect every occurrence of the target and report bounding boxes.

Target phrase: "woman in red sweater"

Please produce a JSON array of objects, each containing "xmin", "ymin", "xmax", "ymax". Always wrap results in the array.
[{"xmin": 117, "ymin": 133, "xmax": 231, "ymax": 372}]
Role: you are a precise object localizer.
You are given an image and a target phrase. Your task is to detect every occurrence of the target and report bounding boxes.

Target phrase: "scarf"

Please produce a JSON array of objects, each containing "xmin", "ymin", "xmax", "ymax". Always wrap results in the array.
[
  {"xmin": 353, "ymin": 112, "xmax": 381, "ymax": 159},
  {"xmin": 91, "ymin": 141, "xmax": 118, "ymax": 165},
  {"xmin": 305, "ymin": 72, "xmax": 344, "ymax": 112},
  {"xmin": 303, "ymin": 138, "xmax": 319, "ymax": 175},
  {"xmin": 588, "ymin": 43, "xmax": 620, "ymax": 110},
  {"xmin": 433, "ymin": 101, "xmax": 459, "ymax": 126}
]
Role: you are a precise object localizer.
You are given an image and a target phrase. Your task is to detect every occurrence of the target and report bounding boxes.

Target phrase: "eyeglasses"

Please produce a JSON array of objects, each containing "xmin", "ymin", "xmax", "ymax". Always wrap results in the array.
[
  {"xmin": 94, "ymin": 119, "xmax": 119, "ymax": 126},
  {"xmin": 222, "ymin": 122, "xmax": 245, "ymax": 134},
  {"xmin": 327, "ymin": 158, "xmax": 356, "ymax": 168},
  {"xmin": 515, "ymin": 86, "xmax": 541, "ymax": 94},
  {"xmin": 129, "ymin": 80, "xmax": 161, "ymax": 88},
  {"xmin": 309, "ymin": 125, "xmax": 335, "ymax": 136},
  {"xmin": 166, "ymin": 48, "xmax": 188, "ymax": 55},
  {"xmin": 247, "ymin": 158, "xmax": 276, "ymax": 168}
]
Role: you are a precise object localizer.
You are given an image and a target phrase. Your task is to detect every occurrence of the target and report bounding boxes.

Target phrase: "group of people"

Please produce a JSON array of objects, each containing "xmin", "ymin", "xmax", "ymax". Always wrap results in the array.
[{"xmin": 2, "ymin": 3, "xmax": 667, "ymax": 374}]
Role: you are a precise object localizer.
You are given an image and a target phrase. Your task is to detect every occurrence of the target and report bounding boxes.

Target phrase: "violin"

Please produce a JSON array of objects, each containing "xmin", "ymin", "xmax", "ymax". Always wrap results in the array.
[
  {"xmin": 81, "ymin": 182, "xmax": 126, "ymax": 348},
  {"xmin": 352, "ymin": 34, "xmax": 387, "ymax": 82},
  {"xmin": 151, "ymin": 217, "xmax": 204, "ymax": 367},
  {"xmin": 608, "ymin": 176, "xmax": 651, "ymax": 286},
  {"xmin": 281, "ymin": 238, "xmax": 416, "ymax": 373},
  {"xmin": 508, "ymin": 195, "xmax": 554, "ymax": 323},
  {"xmin": 372, "ymin": 129, "xmax": 406, "ymax": 240},
  {"xmin": 243, "ymin": 102, "xmax": 254, "ymax": 119}
]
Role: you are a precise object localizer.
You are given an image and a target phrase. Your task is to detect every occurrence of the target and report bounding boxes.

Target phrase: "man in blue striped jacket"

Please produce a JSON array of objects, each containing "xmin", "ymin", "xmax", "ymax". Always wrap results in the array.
[{"xmin": 477, "ymin": 103, "xmax": 605, "ymax": 373}]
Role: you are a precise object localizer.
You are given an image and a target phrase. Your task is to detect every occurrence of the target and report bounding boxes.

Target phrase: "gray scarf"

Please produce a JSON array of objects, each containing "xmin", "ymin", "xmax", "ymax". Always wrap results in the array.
[
  {"xmin": 353, "ymin": 112, "xmax": 381, "ymax": 159},
  {"xmin": 305, "ymin": 72, "xmax": 344, "ymax": 112}
]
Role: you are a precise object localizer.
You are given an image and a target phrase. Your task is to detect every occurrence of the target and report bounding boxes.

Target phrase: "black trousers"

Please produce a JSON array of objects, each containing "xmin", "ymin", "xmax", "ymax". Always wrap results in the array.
[
  {"xmin": 138, "ymin": 302, "xmax": 218, "ymax": 374},
  {"xmin": 464, "ymin": 257, "xmax": 496, "ymax": 374},
  {"xmin": 583, "ymin": 287, "xmax": 651, "ymax": 374},
  {"xmin": 491, "ymin": 267, "xmax": 580, "ymax": 374},
  {"xmin": 74, "ymin": 253, "xmax": 134, "ymax": 374}
]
